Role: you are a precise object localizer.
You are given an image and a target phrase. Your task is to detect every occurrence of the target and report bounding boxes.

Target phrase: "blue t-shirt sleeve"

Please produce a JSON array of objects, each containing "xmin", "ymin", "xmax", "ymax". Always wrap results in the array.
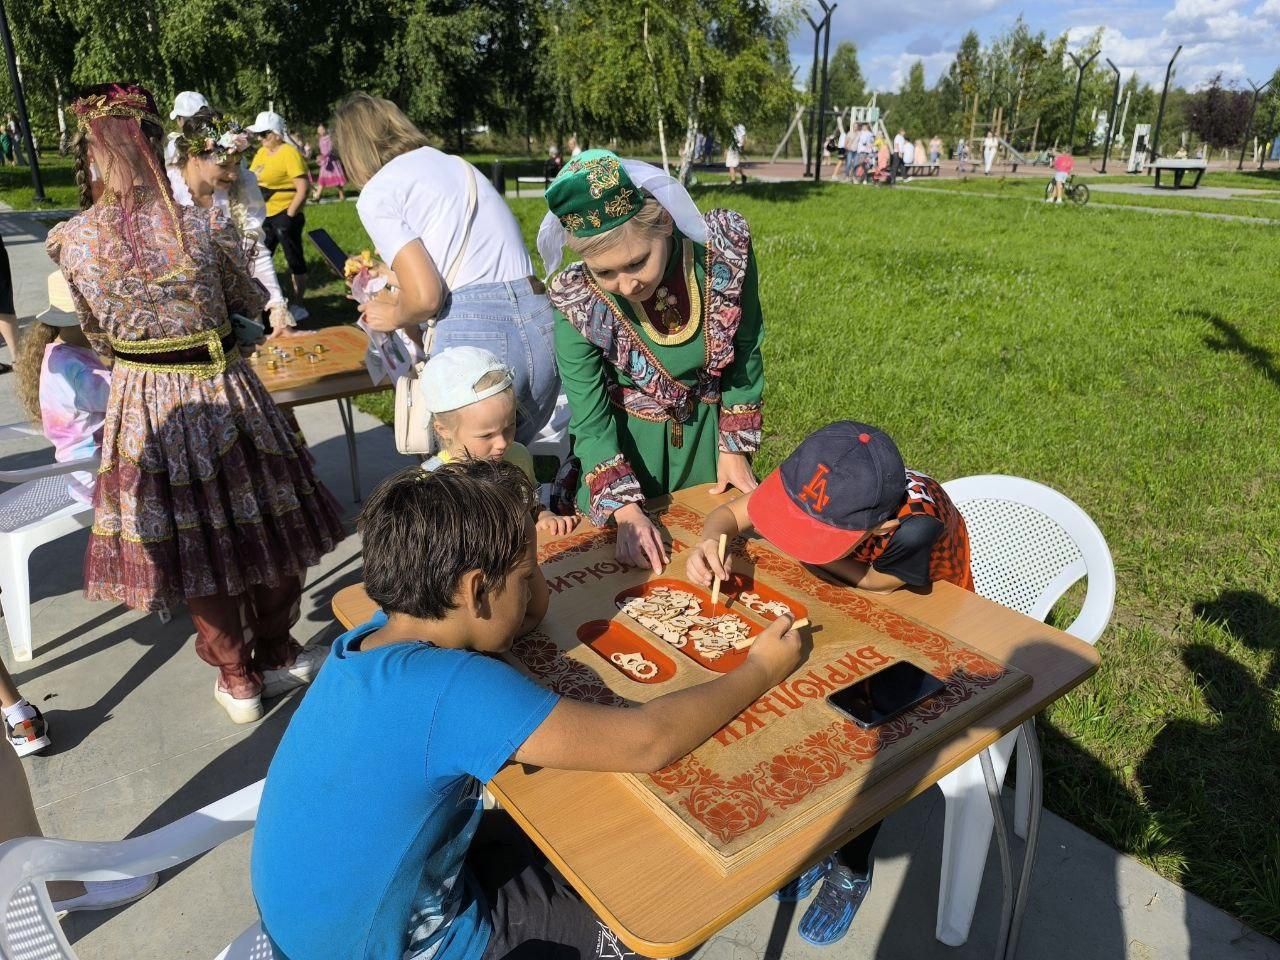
[{"xmin": 433, "ymin": 653, "xmax": 557, "ymax": 783}]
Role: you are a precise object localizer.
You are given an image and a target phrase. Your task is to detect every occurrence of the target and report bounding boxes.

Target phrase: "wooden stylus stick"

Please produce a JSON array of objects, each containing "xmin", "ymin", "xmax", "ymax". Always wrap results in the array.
[{"xmin": 710, "ymin": 533, "xmax": 728, "ymax": 608}]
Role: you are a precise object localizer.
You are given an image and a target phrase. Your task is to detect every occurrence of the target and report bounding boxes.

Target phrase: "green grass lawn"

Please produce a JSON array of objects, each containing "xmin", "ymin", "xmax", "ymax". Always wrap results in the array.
[
  {"xmin": 26, "ymin": 170, "xmax": 1280, "ymax": 935},
  {"xmin": 0, "ymin": 156, "xmax": 80, "ymax": 210}
]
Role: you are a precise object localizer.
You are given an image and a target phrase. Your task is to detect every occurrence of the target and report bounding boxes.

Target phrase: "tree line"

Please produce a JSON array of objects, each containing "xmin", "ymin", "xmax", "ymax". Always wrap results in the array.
[
  {"xmin": 2, "ymin": 4, "xmax": 1276, "ymax": 168},
  {"xmin": 823, "ymin": 20, "xmax": 1280, "ymax": 158}
]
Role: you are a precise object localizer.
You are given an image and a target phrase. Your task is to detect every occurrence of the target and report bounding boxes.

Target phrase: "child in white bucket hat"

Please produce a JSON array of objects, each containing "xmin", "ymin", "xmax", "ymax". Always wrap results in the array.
[{"xmin": 421, "ymin": 347, "xmax": 574, "ymax": 535}]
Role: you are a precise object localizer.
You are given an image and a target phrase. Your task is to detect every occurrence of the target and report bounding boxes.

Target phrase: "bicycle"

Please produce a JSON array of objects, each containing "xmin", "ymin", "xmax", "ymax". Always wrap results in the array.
[{"xmin": 1044, "ymin": 174, "xmax": 1089, "ymax": 205}]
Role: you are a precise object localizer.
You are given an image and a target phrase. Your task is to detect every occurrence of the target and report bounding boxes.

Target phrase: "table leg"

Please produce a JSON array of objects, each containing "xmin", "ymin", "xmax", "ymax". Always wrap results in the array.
[
  {"xmin": 1004, "ymin": 718, "xmax": 1044, "ymax": 960},
  {"xmin": 980, "ymin": 748, "xmax": 1013, "ymax": 960},
  {"xmin": 337, "ymin": 397, "xmax": 361, "ymax": 502}
]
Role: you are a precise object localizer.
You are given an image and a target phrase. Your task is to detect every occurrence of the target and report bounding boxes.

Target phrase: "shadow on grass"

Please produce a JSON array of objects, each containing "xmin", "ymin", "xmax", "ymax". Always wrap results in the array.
[
  {"xmin": 691, "ymin": 179, "xmax": 825, "ymax": 204},
  {"xmin": 1195, "ymin": 311, "xmax": 1280, "ymax": 389}
]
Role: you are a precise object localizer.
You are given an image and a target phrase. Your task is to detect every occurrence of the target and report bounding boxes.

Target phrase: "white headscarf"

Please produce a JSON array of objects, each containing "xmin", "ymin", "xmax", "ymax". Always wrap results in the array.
[{"xmin": 536, "ymin": 158, "xmax": 707, "ymax": 279}]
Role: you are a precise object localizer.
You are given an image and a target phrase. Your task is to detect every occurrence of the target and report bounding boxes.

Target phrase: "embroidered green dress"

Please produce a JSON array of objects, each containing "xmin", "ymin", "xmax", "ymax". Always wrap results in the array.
[{"xmin": 550, "ymin": 209, "xmax": 764, "ymax": 524}]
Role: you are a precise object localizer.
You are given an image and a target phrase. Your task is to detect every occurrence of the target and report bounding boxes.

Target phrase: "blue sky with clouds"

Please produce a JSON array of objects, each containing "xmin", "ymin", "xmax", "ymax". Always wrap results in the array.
[{"xmin": 790, "ymin": 0, "xmax": 1280, "ymax": 93}]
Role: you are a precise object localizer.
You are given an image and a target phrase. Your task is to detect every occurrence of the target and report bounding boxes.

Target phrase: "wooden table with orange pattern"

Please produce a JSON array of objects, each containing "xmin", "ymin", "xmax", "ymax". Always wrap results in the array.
[{"xmin": 331, "ymin": 485, "xmax": 1099, "ymax": 957}]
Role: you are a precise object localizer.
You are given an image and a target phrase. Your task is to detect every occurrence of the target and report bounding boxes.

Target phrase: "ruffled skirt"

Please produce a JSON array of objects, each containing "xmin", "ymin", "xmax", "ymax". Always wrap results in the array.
[{"xmin": 85, "ymin": 355, "xmax": 345, "ymax": 610}]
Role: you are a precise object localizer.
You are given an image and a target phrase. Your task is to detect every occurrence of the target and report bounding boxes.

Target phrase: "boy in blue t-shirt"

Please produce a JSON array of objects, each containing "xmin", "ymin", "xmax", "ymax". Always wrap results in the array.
[{"xmin": 251, "ymin": 459, "xmax": 804, "ymax": 960}]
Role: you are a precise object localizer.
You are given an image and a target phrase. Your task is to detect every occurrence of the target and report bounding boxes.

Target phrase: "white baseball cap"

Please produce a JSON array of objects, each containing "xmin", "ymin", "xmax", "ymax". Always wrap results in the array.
[
  {"xmin": 170, "ymin": 91, "xmax": 209, "ymax": 121},
  {"xmin": 247, "ymin": 111, "xmax": 286, "ymax": 136},
  {"xmin": 421, "ymin": 347, "xmax": 514, "ymax": 414}
]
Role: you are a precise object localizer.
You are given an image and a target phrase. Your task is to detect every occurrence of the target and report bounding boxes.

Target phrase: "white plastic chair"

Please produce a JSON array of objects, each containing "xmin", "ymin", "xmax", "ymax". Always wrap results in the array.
[
  {"xmin": 0, "ymin": 780, "xmax": 270, "ymax": 960},
  {"xmin": 0, "ymin": 423, "xmax": 98, "ymax": 662},
  {"xmin": 934, "ymin": 475, "xmax": 1115, "ymax": 946}
]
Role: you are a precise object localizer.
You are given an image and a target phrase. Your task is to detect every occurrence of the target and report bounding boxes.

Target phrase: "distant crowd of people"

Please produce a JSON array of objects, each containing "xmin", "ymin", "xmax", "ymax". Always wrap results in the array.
[{"xmin": 823, "ymin": 126, "xmax": 1007, "ymax": 183}]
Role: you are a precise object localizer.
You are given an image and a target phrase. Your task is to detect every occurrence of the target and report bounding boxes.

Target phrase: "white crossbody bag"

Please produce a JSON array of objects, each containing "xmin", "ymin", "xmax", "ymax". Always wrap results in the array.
[{"xmin": 394, "ymin": 157, "xmax": 479, "ymax": 455}]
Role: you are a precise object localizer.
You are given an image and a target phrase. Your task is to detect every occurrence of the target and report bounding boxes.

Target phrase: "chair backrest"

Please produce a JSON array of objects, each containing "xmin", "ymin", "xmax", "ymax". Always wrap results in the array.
[
  {"xmin": 942, "ymin": 475, "xmax": 1115, "ymax": 645},
  {"xmin": 213, "ymin": 922, "xmax": 276, "ymax": 960},
  {"xmin": 0, "ymin": 780, "xmax": 265, "ymax": 960}
]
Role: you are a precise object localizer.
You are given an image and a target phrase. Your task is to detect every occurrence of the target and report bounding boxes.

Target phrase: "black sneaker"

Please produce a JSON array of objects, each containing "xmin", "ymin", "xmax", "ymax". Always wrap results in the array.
[{"xmin": 6, "ymin": 704, "xmax": 51, "ymax": 757}]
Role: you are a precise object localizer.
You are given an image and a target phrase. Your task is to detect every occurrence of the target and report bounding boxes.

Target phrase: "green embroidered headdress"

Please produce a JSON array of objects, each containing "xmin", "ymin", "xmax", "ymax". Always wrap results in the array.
[
  {"xmin": 544, "ymin": 149, "xmax": 643, "ymax": 237},
  {"xmin": 537, "ymin": 150, "xmax": 707, "ymax": 277}
]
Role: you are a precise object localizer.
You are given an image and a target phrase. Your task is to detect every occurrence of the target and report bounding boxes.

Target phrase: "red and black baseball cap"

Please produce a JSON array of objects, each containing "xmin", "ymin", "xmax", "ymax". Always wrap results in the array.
[{"xmin": 748, "ymin": 421, "xmax": 906, "ymax": 565}]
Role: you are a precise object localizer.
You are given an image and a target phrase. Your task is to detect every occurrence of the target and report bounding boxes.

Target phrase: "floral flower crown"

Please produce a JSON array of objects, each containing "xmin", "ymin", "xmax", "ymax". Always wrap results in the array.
[{"xmin": 177, "ymin": 116, "xmax": 251, "ymax": 163}]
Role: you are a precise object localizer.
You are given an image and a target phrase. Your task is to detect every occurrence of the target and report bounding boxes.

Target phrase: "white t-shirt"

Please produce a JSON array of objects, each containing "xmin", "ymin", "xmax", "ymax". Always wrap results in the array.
[
  {"xmin": 357, "ymin": 146, "xmax": 533, "ymax": 289},
  {"xmin": 902, "ymin": 141, "xmax": 916, "ymax": 164},
  {"xmin": 984, "ymin": 135, "xmax": 998, "ymax": 152},
  {"xmin": 857, "ymin": 130, "xmax": 875, "ymax": 152},
  {"xmin": 837, "ymin": 132, "xmax": 848, "ymax": 150},
  {"xmin": 893, "ymin": 134, "xmax": 906, "ymax": 154}
]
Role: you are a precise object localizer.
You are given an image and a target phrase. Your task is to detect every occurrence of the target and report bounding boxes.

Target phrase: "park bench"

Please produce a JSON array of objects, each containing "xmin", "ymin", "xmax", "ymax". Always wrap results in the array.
[
  {"xmin": 904, "ymin": 162, "xmax": 941, "ymax": 178},
  {"xmin": 514, "ymin": 175, "xmax": 550, "ymax": 196},
  {"xmin": 1145, "ymin": 158, "xmax": 1207, "ymax": 189}
]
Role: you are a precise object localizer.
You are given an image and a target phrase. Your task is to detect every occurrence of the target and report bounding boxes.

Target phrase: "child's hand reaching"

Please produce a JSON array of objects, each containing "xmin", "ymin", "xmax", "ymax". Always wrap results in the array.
[
  {"xmin": 745, "ymin": 614, "xmax": 805, "ymax": 687},
  {"xmin": 536, "ymin": 509, "xmax": 576, "ymax": 537},
  {"xmin": 686, "ymin": 537, "xmax": 730, "ymax": 588}
]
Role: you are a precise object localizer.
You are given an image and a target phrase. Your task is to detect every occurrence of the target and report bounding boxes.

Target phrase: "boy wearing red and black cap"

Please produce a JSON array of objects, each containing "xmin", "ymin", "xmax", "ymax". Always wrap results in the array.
[{"xmin": 688, "ymin": 420, "xmax": 973, "ymax": 946}]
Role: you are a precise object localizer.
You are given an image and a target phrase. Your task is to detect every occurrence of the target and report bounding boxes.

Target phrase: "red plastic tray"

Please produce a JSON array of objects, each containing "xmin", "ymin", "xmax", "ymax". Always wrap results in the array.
[
  {"xmin": 578, "ymin": 620, "xmax": 677, "ymax": 684},
  {"xmin": 614, "ymin": 579, "xmax": 758, "ymax": 674}
]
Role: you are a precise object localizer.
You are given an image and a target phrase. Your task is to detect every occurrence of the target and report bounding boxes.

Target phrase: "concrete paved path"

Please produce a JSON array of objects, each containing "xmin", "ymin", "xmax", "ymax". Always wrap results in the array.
[{"xmin": 2, "ymin": 211, "xmax": 1277, "ymax": 960}]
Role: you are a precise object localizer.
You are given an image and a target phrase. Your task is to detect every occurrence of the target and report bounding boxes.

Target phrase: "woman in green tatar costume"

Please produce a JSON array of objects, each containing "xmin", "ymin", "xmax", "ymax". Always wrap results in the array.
[{"xmin": 539, "ymin": 150, "xmax": 764, "ymax": 572}]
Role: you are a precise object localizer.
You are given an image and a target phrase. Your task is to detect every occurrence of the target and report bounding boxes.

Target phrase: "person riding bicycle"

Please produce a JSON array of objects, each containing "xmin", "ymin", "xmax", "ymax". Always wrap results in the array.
[{"xmin": 1049, "ymin": 151, "xmax": 1074, "ymax": 204}]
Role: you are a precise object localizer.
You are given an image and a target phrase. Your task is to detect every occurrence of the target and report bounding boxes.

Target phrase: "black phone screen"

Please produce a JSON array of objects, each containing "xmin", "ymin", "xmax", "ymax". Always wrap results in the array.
[
  {"xmin": 826, "ymin": 661, "xmax": 946, "ymax": 728},
  {"xmin": 307, "ymin": 229, "xmax": 350, "ymax": 278}
]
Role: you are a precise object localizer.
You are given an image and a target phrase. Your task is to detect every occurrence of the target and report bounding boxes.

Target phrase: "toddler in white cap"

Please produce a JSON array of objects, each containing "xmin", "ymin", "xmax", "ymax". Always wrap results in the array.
[{"xmin": 421, "ymin": 347, "xmax": 575, "ymax": 535}]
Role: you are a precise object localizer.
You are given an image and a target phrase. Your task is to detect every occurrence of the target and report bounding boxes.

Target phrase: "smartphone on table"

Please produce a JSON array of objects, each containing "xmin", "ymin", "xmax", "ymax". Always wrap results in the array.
[{"xmin": 827, "ymin": 661, "xmax": 946, "ymax": 729}]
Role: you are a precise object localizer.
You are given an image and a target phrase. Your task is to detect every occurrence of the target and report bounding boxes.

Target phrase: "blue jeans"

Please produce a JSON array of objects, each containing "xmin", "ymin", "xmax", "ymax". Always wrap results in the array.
[{"xmin": 432, "ymin": 277, "xmax": 560, "ymax": 444}]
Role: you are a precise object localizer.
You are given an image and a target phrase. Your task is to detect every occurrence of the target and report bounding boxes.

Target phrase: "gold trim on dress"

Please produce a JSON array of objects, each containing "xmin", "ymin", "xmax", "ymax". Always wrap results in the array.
[
  {"xmin": 109, "ymin": 323, "xmax": 236, "ymax": 380},
  {"xmin": 635, "ymin": 240, "xmax": 702, "ymax": 347}
]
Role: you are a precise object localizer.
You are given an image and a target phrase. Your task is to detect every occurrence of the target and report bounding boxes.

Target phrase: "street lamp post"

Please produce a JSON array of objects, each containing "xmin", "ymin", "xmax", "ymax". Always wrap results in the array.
[
  {"xmin": 803, "ymin": 12, "xmax": 822, "ymax": 177},
  {"xmin": 1237, "ymin": 77, "xmax": 1273, "ymax": 171},
  {"xmin": 813, "ymin": 0, "xmax": 837, "ymax": 184},
  {"xmin": 1101, "ymin": 58, "xmax": 1121, "ymax": 174},
  {"xmin": 1149, "ymin": 45, "xmax": 1183, "ymax": 164},
  {"xmin": 1066, "ymin": 49, "xmax": 1100, "ymax": 155},
  {"xmin": 0, "ymin": 0, "xmax": 46, "ymax": 202}
]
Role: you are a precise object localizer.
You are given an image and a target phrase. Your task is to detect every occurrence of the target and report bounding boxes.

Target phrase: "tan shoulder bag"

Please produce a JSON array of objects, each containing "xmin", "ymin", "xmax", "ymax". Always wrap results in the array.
[{"xmin": 394, "ymin": 157, "xmax": 479, "ymax": 455}]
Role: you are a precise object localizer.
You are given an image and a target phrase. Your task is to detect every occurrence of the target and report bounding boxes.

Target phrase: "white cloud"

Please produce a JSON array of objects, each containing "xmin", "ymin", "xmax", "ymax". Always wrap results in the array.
[{"xmin": 868, "ymin": 50, "xmax": 958, "ymax": 91}]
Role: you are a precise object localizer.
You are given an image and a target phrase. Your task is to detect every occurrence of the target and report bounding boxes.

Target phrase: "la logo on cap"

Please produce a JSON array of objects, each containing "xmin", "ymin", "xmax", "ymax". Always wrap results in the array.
[{"xmin": 798, "ymin": 463, "xmax": 831, "ymax": 512}]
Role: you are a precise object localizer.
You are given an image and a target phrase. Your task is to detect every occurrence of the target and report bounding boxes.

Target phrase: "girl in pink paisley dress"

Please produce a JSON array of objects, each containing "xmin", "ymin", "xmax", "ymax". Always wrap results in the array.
[{"xmin": 46, "ymin": 83, "xmax": 345, "ymax": 724}]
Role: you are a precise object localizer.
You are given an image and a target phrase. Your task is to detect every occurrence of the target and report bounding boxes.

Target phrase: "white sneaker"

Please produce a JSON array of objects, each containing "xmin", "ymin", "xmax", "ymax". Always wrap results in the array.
[
  {"xmin": 52, "ymin": 874, "xmax": 158, "ymax": 917},
  {"xmin": 262, "ymin": 644, "xmax": 327, "ymax": 698},
  {"xmin": 214, "ymin": 679, "xmax": 264, "ymax": 724}
]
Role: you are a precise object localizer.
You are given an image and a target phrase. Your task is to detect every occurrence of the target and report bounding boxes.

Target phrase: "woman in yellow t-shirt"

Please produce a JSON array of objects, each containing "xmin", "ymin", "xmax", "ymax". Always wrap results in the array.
[{"xmin": 248, "ymin": 110, "xmax": 309, "ymax": 303}]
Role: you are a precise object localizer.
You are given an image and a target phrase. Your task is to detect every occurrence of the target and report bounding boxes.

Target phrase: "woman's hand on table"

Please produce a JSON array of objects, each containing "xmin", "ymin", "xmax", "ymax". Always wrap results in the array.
[
  {"xmin": 711, "ymin": 451, "xmax": 758, "ymax": 496},
  {"xmin": 686, "ymin": 537, "xmax": 730, "ymax": 588},
  {"xmin": 613, "ymin": 502, "xmax": 668, "ymax": 574},
  {"xmin": 536, "ymin": 510, "xmax": 576, "ymax": 537},
  {"xmin": 745, "ymin": 614, "xmax": 805, "ymax": 687}
]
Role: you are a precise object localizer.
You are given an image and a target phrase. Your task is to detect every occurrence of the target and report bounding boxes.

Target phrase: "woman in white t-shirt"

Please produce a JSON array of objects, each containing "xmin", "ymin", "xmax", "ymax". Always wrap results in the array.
[
  {"xmin": 332, "ymin": 92, "xmax": 559, "ymax": 441},
  {"xmin": 983, "ymin": 132, "xmax": 999, "ymax": 175}
]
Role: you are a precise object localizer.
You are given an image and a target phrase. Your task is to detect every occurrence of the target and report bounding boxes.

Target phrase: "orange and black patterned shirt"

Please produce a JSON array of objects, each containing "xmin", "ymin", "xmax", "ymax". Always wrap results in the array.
[{"xmin": 848, "ymin": 470, "xmax": 973, "ymax": 591}]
